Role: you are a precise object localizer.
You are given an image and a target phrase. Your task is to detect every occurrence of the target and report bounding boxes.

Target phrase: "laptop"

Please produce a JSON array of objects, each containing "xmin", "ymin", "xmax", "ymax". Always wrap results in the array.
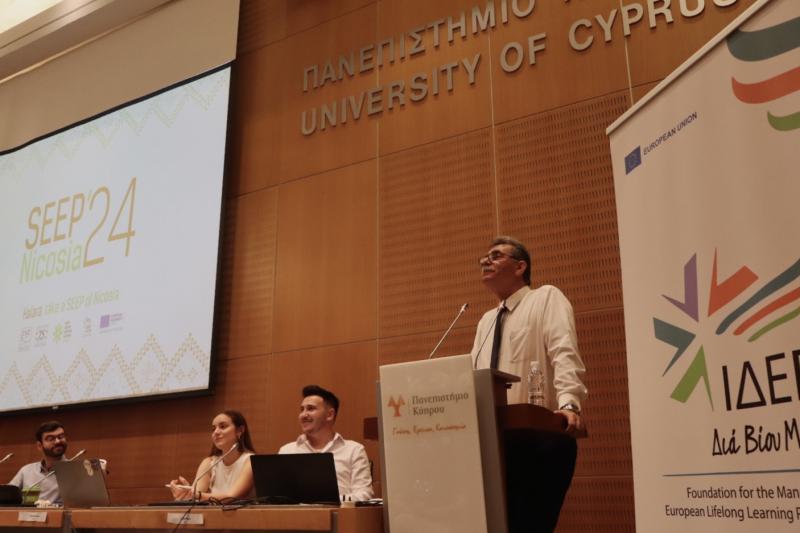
[
  {"xmin": 53, "ymin": 458, "xmax": 110, "ymax": 507},
  {"xmin": 0, "ymin": 485, "xmax": 22, "ymax": 506},
  {"xmin": 250, "ymin": 453, "xmax": 340, "ymax": 505}
]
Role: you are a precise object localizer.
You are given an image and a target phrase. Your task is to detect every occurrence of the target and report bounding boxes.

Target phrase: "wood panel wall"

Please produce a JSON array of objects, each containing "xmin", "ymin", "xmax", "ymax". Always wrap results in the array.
[{"xmin": 0, "ymin": 0, "xmax": 757, "ymax": 530}]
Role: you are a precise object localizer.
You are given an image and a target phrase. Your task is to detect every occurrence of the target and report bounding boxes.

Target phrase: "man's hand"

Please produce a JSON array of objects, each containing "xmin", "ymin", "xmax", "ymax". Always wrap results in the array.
[{"xmin": 556, "ymin": 409, "xmax": 582, "ymax": 435}]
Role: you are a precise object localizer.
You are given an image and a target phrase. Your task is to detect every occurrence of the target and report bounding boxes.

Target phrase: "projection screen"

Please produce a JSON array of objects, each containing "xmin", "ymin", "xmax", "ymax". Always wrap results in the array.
[{"xmin": 0, "ymin": 65, "xmax": 231, "ymax": 412}]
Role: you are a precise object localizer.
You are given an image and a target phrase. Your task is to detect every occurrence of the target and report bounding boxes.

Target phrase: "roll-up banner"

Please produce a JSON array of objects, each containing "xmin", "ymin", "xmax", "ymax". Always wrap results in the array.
[{"xmin": 608, "ymin": 0, "xmax": 800, "ymax": 530}]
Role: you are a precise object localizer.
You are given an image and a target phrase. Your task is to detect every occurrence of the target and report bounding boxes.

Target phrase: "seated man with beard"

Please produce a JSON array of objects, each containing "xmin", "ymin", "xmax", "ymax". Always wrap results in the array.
[{"xmin": 9, "ymin": 421, "xmax": 70, "ymax": 504}]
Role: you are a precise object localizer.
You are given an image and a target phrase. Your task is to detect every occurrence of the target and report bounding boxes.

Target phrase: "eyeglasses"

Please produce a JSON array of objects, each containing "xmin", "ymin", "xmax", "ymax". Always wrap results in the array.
[
  {"xmin": 478, "ymin": 250, "xmax": 517, "ymax": 265},
  {"xmin": 43, "ymin": 434, "xmax": 66, "ymax": 443}
]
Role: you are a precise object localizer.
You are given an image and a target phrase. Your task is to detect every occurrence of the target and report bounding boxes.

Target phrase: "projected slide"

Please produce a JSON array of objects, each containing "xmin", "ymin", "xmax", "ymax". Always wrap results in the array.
[{"xmin": 0, "ymin": 66, "xmax": 230, "ymax": 412}]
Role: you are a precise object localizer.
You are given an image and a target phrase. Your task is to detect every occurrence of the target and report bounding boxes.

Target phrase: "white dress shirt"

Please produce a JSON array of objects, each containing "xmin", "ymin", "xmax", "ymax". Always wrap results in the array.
[
  {"xmin": 279, "ymin": 433, "xmax": 374, "ymax": 502},
  {"xmin": 471, "ymin": 285, "xmax": 587, "ymax": 409}
]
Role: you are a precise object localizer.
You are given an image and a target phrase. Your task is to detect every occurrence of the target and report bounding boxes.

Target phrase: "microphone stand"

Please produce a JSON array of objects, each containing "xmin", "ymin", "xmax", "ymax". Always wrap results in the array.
[
  {"xmin": 189, "ymin": 443, "xmax": 239, "ymax": 502},
  {"xmin": 170, "ymin": 446, "xmax": 238, "ymax": 533},
  {"xmin": 428, "ymin": 303, "xmax": 469, "ymax": 359},
  {"xmin": 22, "ymin": 449, "xmax": 86, "ymax": 500}
]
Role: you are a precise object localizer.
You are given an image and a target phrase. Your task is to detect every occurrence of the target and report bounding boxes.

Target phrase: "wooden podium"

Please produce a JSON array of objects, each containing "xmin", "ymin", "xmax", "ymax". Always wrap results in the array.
[{"xmin": 374, "ymin": 355, "xmax": 573, "ymax": 533}]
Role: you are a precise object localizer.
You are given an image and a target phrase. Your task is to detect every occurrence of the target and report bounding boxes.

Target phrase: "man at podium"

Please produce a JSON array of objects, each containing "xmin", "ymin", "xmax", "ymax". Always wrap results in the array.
[{"xmin": 472, "ymin": 236, "xmax": 587, "ymax": 533}]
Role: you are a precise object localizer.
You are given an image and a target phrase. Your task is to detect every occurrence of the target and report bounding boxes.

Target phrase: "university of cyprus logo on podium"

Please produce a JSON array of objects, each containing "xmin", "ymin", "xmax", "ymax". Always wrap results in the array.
[{"xmin": 387, "ymin": 395, "xmax": 406, "ymax": 417}]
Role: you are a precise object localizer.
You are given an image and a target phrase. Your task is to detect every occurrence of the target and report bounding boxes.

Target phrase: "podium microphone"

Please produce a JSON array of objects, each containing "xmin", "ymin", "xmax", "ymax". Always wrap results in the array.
[
  {"xmin": 0, "ymin": 453, "xmax": 12, "ymax": 464},
  {"xmin": 191, "ymin": 443, "xmax": 239, "ymax": 501},
  {"xmin": 428, "ymin": 303, "xmax": 469, "ymax": 359}
]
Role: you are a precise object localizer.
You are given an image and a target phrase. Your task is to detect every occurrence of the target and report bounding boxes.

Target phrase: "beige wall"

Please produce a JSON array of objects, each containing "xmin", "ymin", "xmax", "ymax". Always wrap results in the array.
[
  {"xmin": 0, "ymin": 0, "xmax": 756, "ymax": 530},
  {"xmin": 0, "ymin": 0, "xmax": 238, "ymax": 150}
]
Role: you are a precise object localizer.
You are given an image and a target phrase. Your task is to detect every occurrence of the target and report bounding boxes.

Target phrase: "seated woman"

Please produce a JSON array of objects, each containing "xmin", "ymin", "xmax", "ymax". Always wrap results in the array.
[{"xmin": 169, "ymin": 410, "xmax": 256, "ymax": 501}]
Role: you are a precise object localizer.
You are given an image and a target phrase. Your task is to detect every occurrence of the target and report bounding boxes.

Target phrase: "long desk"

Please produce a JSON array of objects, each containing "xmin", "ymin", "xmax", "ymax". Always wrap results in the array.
[
  {"xmin": 0, "ymin": 506, "xmax": 382, "ymax": 533},
  {"xmin": 0, "ymin": 508, "xmax": 64, "ymax": 530}
]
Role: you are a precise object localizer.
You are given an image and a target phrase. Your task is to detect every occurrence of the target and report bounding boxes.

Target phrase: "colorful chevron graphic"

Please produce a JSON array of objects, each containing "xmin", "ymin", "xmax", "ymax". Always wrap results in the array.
[
  {"xmin": 727, "ymin": 15, "xmax": 800, "ymax": 131},
  {"xmin": 653, "ymin": 251, "xmax": 800, "ymax": 409}
]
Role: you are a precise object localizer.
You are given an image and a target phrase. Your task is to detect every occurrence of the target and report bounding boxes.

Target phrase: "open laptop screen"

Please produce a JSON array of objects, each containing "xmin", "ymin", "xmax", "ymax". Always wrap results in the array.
[{"xmin": 250, "ymin": 453, "xmax": 340, "ymax": 505}]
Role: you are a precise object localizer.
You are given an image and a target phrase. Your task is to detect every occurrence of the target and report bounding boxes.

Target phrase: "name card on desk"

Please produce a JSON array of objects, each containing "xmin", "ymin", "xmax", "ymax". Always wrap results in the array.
[
  {"xmin": 167, "ymin": 512, "xmax": 204, "ymax": 525},
  {"xmin": 18, "ymin": 511, "xmax": 47, "ymax": 523}
]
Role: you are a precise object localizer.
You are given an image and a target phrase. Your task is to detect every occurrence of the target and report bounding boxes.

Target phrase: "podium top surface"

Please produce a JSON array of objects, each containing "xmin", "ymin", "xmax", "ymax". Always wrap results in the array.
[{"xmin": 475, "ymin": 368, "xmax": 521, "ymax": 383}]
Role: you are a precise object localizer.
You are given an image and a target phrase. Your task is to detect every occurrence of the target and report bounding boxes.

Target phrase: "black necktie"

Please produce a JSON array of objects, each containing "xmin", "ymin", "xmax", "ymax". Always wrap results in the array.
[{"xmin": 489, "ymin": 304, "xmax": 507, "ymax": 370}]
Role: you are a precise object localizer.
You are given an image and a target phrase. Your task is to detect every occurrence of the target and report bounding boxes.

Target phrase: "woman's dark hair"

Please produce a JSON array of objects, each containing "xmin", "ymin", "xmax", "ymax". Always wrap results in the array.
[{"xmin": 209, "ymin": 410, "xmax": 256, "ymax": 456}]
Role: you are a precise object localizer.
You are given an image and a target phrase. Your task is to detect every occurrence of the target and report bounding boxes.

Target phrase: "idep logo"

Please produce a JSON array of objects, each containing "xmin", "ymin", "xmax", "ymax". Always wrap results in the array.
[
  {"xmin": 653, "ymin": 250, "xmax": 800, "ymax": 410},
  {"xmin": 387, "ymin": 395, "xmax": 406, "ymax": 417},
  {"xmin": 727, "ymin": 15, "xmax": 800, "ymax": 131}
]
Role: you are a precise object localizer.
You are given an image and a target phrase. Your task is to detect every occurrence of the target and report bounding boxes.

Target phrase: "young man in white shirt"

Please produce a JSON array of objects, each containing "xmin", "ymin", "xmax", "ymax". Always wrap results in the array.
[{"xmin": 279, "ymin": 385, "xmax": 374, "ymax": 502}]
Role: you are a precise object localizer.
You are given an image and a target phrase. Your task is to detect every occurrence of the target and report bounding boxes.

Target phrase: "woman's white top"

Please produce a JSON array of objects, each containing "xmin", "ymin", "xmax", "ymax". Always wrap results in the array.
[{"xmin": 209, "ymin": 451, "xmax": 254, "ymax": 497}]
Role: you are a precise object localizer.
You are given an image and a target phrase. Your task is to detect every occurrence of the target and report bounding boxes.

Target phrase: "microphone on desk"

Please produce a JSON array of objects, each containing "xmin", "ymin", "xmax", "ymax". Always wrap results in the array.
[
  {"xmin": 428, "ymin": 303, "xmax": 469, "ymax": 359},
  {"xmin": 0, "ymin": 453, "xmax": 13, "ymax": 464},
  {"xmin": 68, "ymin": 449, "xmax": 86, "ymax": 461},
  {"xmin": 23, "ymin": 448, "xmax": 88, "ymax": 496},
  {"xmin": 190, "ymin": 443, "xmax": 239, "ymax": 501}
]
